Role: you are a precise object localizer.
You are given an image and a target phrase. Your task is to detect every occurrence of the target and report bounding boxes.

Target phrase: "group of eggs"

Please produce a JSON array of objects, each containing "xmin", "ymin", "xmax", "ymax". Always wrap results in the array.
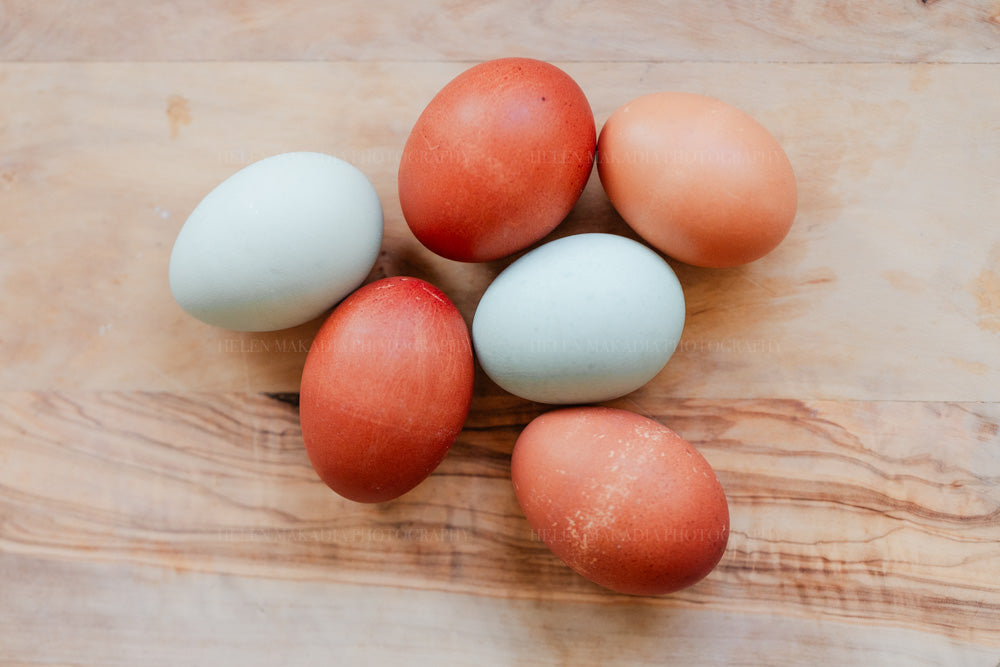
[{"xmin": 169, "ymin": 58, "xmax": 797, "ymax": 596}]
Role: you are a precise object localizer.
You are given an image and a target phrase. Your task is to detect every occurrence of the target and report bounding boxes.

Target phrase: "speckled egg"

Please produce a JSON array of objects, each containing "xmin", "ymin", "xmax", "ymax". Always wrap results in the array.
[{"xmin": 511, "ymin": 406, "xmax": 730, "ymax": 596}]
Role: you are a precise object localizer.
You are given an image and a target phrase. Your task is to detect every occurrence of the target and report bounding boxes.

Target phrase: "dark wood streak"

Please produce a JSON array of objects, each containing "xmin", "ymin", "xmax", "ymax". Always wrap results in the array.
[{"xmin": 265, "ymin": 392, "xmax": 300, "ymax": 408}]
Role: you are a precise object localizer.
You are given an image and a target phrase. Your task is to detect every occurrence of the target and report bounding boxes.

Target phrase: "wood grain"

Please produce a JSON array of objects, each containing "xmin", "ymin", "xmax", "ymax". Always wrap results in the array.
[
  {"xmin": 3, "ymin": 557, "xmax": 996, "ymax": 667},
  {"xmin": 1, "ymin": 61, "xmax": 998, "ymax": 400},
  {"xmin": 2, "ymin": 4, "xmax": 999, "ymax": 663},
  {"xmin": 1, "ymin": 391, "xmax": 998, "ymax": 662},
  {"xmin": 1, "ymin": 556, "xmax": 997, "ymax": 667},
  {"xmin": 1, "ymin": 0, "xmax": 998, "ymax": 63}
]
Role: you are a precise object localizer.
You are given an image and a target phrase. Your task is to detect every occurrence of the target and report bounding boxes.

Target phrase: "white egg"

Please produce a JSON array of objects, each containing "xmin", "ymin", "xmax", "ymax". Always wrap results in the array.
[
  {"xmin": 169, "ymin": 152, "xmax": 383, "ymax": 331},
  {"xmin": 472, "ymin": 233, "xmax": 685, "ymax": 404}
]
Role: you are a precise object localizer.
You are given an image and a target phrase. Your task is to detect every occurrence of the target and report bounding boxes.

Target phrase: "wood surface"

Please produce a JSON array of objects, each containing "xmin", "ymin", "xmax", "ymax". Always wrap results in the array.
[
  {"xmin": 2, "ymin": 2, "xmax": 999, "ymax": 665},
  {"xmin": 2, "ymin": 0, "xmax": 999, "ymax": 63}
]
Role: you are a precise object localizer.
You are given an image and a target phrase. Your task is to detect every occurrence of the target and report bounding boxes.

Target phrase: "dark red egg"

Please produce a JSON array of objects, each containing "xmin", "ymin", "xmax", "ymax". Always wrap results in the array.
[
  {"xmin": 299, "ymin": 277, "xmax": 474, "ymax": 503},
  {"xmin": 399, "ymin": 58, "xmax": 596, "ymax": 262}
]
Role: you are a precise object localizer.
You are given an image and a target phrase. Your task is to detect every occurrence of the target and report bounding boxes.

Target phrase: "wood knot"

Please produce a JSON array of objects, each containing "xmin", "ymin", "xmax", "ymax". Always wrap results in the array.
[{"xmin": 166, "ymin": 94, "xmax": 192, "ymax": 139}]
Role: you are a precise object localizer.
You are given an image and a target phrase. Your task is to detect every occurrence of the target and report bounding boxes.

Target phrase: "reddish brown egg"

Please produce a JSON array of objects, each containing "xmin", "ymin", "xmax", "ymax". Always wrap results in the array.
[
  {"xmin": 511, "ymin": 407, "xmax": 729, "ymax": 596},
  {"xmin": 398, "ymin": 57, "xmax": 596, "ymax": 262},
  {"xmin": 299, "ymin": 276, "xmax": 474, "ymax": 503},
  {"xmin": 597, "ymin": 92, "xmax": 797, "ymax": 268}
]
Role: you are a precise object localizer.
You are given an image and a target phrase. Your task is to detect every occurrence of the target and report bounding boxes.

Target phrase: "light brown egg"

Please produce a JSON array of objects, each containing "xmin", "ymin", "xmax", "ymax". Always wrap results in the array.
[
  {"xmin": 597, "ymin": 92, "xmax": 797, "ymax": 268},
  {"xmin": 511, "ymin": 407, "xmax": 729, "ymax": 596}
]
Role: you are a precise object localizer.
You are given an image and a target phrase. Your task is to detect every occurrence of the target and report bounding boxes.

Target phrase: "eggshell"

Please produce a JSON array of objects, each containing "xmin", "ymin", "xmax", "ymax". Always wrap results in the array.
[
  {"xmin": 598, "ymin": 92, "xmax": 797, "ymax": 268},
  {"xmin": 169, "ymin": 152, "xmax": 383, "ymax": 331},
  {"xmin": 472, "ymin": 233, "xmax": 685, "ymax": 404},
  {"xmin": 511, "ymin": 407, "xmax": 730, "ymax": 596},
  {"xmin": 398, "ymin": 57, "xmax": 596, "ymax": 262},
  {"xmin": 299, "ymin": 276, "xmax": 474, "ymax": 503}
]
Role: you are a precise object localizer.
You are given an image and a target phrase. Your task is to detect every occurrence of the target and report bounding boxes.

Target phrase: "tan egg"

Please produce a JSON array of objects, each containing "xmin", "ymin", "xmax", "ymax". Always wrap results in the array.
[{"xmin": 598, "ymin": 92, "xmax": 797, "ymax": 268}]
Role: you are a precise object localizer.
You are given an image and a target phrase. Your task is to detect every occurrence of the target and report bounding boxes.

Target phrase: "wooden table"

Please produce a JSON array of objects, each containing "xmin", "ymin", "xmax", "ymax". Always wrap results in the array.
[{"xmin": 2, "ymin": 2, "xmax": 998, "ymax": 664}]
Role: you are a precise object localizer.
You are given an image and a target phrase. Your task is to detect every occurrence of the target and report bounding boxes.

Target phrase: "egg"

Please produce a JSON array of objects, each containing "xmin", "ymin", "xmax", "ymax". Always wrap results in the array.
[
  {"xmin": 169, "ymin": 152, "xmax": 383, "ymax": 331},
  {"xmin": 597, "ymin": 92, "xmax": 797, "ymax": 268},
  {"xmin": 472, "ymin": 233, "xmax": 685, "ymax": 404},
  {"xmin": 299, "ymin": 276, "xmax": 474, "ymax": 503},
  {"xmin": 398, "ymin": 58, "xmax": 596, "ymax": 262},
  {"xmin": 512, "ymin": 407, "xmax": 730, "ymax": 596}
]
